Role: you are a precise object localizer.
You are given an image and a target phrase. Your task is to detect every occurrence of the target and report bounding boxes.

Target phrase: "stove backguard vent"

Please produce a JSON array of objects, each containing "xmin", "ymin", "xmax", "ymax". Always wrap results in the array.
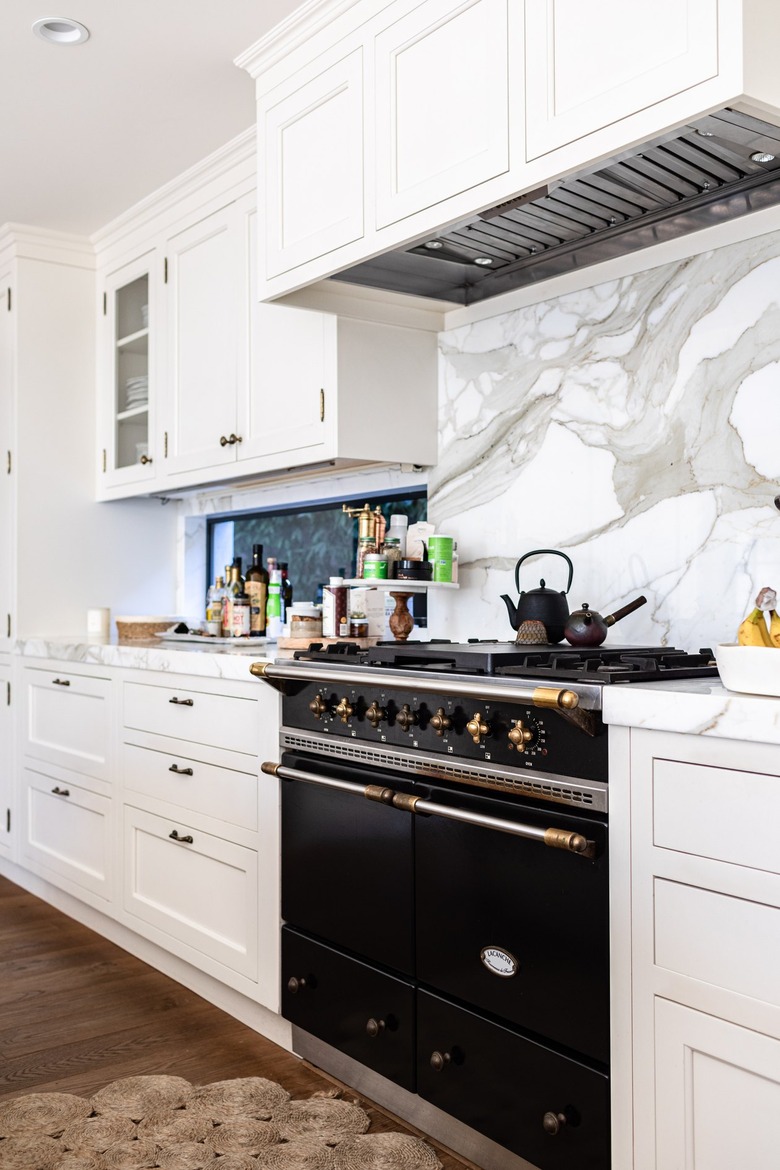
[{"xmin": 333, "ymin": 108, "xmax": 780, "ymax": 305}]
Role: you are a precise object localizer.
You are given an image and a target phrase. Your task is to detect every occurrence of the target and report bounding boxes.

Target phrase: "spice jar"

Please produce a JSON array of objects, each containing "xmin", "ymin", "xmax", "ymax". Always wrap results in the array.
[
  {"xmin": 350, "ymin": 612, "xmax": 369, "ymax": 638},
  {"xmin": 322, "ymin": 577, "xmax": 348, "ymax": 637},
  {"xmin": 381, "ymin": 537, "xmax": 402, "ymax": 578},
  {"xmin": 289, "ymin": 603, "xmax": 323, "ymax": 640}
]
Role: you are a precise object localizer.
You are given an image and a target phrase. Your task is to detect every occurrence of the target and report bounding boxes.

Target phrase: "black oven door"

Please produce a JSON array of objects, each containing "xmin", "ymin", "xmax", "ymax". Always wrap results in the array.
[
  {"xmin": 415, "ymin": 778, "xmax": 609, "ymax": 1065},
  {"xmin": 280, "ymin": 750, "xmax": 415, "ymax": 976}
]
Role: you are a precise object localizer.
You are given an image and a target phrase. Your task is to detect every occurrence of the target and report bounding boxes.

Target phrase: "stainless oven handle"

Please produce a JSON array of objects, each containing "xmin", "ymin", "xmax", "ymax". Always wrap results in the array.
[{"xmin": 262, "ymin": 762, "xmax": 596, "ymax": 858}]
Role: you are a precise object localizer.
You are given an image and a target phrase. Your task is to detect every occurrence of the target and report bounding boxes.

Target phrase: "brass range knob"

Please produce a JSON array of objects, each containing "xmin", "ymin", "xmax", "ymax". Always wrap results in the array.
[
  {"xmin": 309, "ymin": 695, "xmax": 328, "ymax": 719},
  {"xmin": 335, "ymin": 696, "xmax": 354, "ymax": 723},
  {"xmin": 365, "ymin": 1017, "xmax": 386, "ymax": 1037},
  {"xmin": 430, "ymin": 707, "xmax": 452, "ymax": 736},
  {"xmin": 430, "ymin": 1050, "xmax": 452, "ymax": 1072},
  {"xmin": 508, "ymin": 719, "xmax": 534, "ymax": 751},
  {"xmin": 395, "ymin": 703, "xmax": 418, "ymax": 731},
  {"xmin": 365, "ymin": 701, "xmax": 386, "ymax": 729},
  {"xmin": 542, "ymin": 1111, "xmax": 568, "ymax": 1136},
  {"xmin": 466, "ymin": 712, "xmax": 490, "ymax": 744}
]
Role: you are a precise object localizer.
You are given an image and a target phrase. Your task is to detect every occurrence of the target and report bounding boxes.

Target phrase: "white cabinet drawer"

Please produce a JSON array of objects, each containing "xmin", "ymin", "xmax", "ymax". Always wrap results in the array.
[
  {"xmin": 655, "ymin": 878, "xmax": 780, "ymax": 1010},
  {"xmin": 122, "ymin": 742, "xmax": 258, "ymax": 832},
  {"xmin": 22, "ymin": 765, "xmax": 111, "ymax": 902},
  {"xmin": 653, "ymin": 758, "xmax": 780, "ymax": 875},
  {"xmin": 123, "ymin": 804, "xmax": 258, "ymax": 982},
  {"xmin": 123, "ymin": 681, "xmax": 259, "ymax": 756},
  {"xmin": 23, "ymin": 668, "xmax": 111, "ymax": 782}
]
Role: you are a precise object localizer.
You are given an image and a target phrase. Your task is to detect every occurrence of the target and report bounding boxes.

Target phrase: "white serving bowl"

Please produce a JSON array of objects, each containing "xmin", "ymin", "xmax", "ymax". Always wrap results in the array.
[{"xmin": 714, "ymin": 642, "xmax": 780, "ymax": 697}]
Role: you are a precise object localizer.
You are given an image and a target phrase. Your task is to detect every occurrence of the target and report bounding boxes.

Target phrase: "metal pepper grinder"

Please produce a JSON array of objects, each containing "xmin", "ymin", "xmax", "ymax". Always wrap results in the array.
[{"xmin": 343, "ymin": 502, "xmax": 385, "ymax": 577}]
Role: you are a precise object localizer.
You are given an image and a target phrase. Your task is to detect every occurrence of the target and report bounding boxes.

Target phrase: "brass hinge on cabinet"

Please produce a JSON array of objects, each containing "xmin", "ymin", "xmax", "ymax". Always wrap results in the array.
[
  {"xmin": 102, "ymin": 448, "xmax": 106, "ymax": 473},
  {"xmin": 164, "ymin": 431, "xmax": 168, "ymax": 458},
  {"xmin": 164, "ymin": 257, "xmax": 168, "ymax": 284},
  {"xmin": 103, "ymin": 292, "xmax": 107, "ymax": 316},
  {"xmin": 320, "ymin": 388, "xmax": 325, "ymax": 422}
]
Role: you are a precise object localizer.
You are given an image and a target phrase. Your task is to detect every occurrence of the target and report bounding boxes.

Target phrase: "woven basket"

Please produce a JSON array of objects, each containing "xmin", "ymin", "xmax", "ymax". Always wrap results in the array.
[
  {"xmin": 115, "ymin": 616, "xmax": 180, "ymax": 642},
  {"xmin": 0, "ymin": 1091, "xmax": 92, "ymax": 1138},
  {"xmin": 273, "ymin": 1098, "xmax": 370, "ymax": 1145}
]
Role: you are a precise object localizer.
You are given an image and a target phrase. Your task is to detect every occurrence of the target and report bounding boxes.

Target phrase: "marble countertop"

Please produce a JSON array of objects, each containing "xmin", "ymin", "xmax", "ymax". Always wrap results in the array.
[
  {"xmin": 603, "ymin": 676, "xmax": 780, "ymax": 745},
  {"xmin": 15, "ymin": 636, "xmax": 275, "ymax": 683}
]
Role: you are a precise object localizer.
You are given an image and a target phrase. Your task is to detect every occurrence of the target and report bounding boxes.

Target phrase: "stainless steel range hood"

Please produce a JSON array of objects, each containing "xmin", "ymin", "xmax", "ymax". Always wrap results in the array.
[{"xmin": 332, "ymin": 109, "xmax": 780, "ymax": 306}]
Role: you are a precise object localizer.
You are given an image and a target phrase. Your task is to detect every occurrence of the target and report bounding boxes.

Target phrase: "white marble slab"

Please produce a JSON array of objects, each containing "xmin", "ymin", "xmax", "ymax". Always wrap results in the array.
[
  {"xmin": 603, "ymin": 677, "xmax": 780, "ymax": 745},
  {"xmin": 16, "ymin": 637, "xmax": 274, "ymax": 683}
]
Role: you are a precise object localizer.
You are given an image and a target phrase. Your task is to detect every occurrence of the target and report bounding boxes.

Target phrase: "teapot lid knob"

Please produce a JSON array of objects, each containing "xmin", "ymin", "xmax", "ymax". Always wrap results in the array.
[{"xmin": 539, "ymin": 578, "xmax": 546, "ymax": 587}]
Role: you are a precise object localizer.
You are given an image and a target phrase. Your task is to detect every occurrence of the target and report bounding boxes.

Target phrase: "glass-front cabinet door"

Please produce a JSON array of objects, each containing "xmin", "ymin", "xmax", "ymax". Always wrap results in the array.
[{"xmin": 99, "ymin": 252, "xmax": 157, "ymax": 493}]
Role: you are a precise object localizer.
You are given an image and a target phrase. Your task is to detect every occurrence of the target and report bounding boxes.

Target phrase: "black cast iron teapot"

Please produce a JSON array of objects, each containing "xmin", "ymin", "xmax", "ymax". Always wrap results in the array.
[{"xmin": 501, "ymin": 548, "xmax": 574, "ymax": 644}]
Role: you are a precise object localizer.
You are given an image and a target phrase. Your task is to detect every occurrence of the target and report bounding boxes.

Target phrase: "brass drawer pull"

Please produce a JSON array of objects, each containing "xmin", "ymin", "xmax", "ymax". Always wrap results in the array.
[
  {"xmin": 52, "ymin": 678, "xmax": 71, "ymax": 687},
  {"xmin": 168, "ymin": 764, "xmax": 193, "ymax": 776},
  {"xmin": 366, "ymin": 1018, "xmax": 386, "ymax": 1038},
  {"xmin": 139, "ymin": 454, "xmax": 153, "ymax": 465},
  {"xmin": 219, "ymin": 433, "xmax": 243, "ymax": 447},
  {"xmin": 168, "ymin": 829, "xmax": 194, "ymax": 844},
  {"xmin": 430, "ymin": 1050, "xmax": 452, "ymax": 1072},
  {"xmin": 51, "ymin": 786, "xmax": 70, "ymax": 797},
  {"xmin": 287, "ymin": 976, "xmax": 308, "ymax": 994},
  {"xmin": 168, "ymin": 697, "xmax": 194, "ymax": 706}
]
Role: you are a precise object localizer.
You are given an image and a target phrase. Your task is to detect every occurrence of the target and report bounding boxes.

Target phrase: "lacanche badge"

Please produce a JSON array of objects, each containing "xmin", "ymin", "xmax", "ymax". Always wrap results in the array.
[{"xmin": 480, "ymin": 946, "xmax": 518, "ymax": 977}]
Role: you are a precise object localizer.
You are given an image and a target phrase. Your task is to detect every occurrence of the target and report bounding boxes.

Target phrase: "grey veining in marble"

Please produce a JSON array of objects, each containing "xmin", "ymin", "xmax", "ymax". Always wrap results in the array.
[
  {"xmin": 16, "ymin": 637, "xmax": 273, "ymax": 683},
  {"xmin": 429, "ymin": 229, "xmax": 780, "ymax": 650},
  {"xmin": 603, "ymin": 677, "xmax": 780, "ymax": 747}
]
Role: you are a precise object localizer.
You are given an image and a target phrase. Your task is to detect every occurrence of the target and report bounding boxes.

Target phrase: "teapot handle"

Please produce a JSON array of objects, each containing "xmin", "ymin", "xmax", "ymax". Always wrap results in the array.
[{"xmin": 515, "ymin": 549, "xmax": 574, "ymax": 596}]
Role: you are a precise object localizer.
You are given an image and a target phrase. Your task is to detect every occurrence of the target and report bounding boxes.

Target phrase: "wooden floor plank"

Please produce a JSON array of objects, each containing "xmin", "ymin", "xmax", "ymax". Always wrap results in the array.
[{"xmin": 0, "ymin": 876, "xmax": 474, "ymax": 1168}]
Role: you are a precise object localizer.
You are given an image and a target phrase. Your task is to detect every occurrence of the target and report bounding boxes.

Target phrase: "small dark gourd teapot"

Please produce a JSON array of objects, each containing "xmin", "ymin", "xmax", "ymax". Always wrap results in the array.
[{"xmin": 501, "ymin": 549, "xmax": 574, "ymax": 644}]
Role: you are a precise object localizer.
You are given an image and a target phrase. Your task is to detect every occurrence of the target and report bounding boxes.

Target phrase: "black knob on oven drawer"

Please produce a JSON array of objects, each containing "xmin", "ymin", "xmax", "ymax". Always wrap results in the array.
[
  {"xmin": 430, "ymin": 1050, "xmax": 452, "ymax": 1072},
  {"xmin": 365, "ymin": 1017, "xmax": 386, "ymax": 1038},
  {"xmin": 542, "ymin": 1111, "xmax": 568, "ymax": 1136},
  {"xmin": 287, "ymin": 976, "xmax": 308, "ymax": 994}
]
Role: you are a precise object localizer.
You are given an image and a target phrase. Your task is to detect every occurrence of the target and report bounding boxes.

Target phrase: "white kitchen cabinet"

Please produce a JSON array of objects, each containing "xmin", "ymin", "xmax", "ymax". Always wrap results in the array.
[
  {"xmin": 0, "ymin": 664, "xmax": 11, "ymax": 856},
  {"xmin": 0, "ymin": 279, "xmax": 12, "ymax": 650},
  {"xmin": 524, "ymin": 0, "xmax": 719, "ymax": 160},
  {"xmin": 98, "ymin": 253, "xmax": 157, "ymax": 490},
  {"xmin": 22, "ymin": 666, "xmax": 112, "ymax": 784},
  {"xmin": 374, "ymin": 0, "xmax": 510, "ymax": 227},
  {"xmin": 21, "ymin": 764, "xmax": 112, "ymax": 904},
  {"xmin": 627, "ymin": 729, "xmax": 780, "ymax": 1170},
  {"xmin": 123, "ymin": 803, "xmax": 259, "ymax": 986},
  {"xmin": 259, "ymin": 46, "xmax": 365, "ymax": 280}
]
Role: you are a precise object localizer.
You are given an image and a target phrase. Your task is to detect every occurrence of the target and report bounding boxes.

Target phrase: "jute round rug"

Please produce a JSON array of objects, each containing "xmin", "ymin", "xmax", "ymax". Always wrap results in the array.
[{"xmin": 0, "ymin": 1076, "xmax": 443, "ymax": 1170}]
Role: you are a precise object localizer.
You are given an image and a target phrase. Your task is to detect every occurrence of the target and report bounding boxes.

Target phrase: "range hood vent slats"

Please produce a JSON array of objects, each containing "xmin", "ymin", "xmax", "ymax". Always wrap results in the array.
[{"xmin": 333, "ymin": 107, "xmax": 780, "ymax": 306}]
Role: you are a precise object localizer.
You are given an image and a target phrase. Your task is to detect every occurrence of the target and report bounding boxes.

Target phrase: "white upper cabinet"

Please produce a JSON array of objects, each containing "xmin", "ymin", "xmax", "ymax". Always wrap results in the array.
[
  {"xmin": 374, "ymin": 0, "xmax": 510, "ymax": 227},
  {"xmin": 524, "ymin": 0, "xmax": 719, "ymax": 160},
  {"xmin": 163, "ymin": 202, "xmax": 240, "ymax": 476},
  {"xmin": 260, "ymin": 47, "xmax": 364, "ymax": 279},
  {"xmin": 0, "ymin": 280, "xmax": 13, "ymax": 650}
]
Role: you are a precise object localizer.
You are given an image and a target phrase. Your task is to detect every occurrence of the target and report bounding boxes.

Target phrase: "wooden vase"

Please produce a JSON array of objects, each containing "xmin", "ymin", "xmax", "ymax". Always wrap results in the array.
[{"xmin": 389, "ymin": 591, "xmax": 415, "ymax": 641}]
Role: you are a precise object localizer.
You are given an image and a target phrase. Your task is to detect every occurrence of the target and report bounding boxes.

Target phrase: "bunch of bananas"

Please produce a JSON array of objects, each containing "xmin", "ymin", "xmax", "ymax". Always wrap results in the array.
[{"xmin": 737, "ymin": 587, "xmax": 780, "ymax": 647}]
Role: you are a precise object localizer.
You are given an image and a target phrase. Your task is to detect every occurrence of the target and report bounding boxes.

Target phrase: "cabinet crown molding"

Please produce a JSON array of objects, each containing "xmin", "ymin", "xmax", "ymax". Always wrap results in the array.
[
  {"xmin": 235, "ymin": 0, "xmax": 365, "ymax": 77},
  {"xmin": 0, "ymin": 224, "xmax": 95, "ymax": 270}
]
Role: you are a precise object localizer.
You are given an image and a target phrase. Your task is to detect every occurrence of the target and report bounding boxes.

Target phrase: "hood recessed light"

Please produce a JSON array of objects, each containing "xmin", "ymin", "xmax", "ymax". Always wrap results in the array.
[
  {"xmin": 751, "ymin": 151, "xmax": 776, "ymax": 163},
  {"xmin": 32, "ymin": 17, "xmax": 90, "ymax": 45},
  {"xmin": 474, "ymin": 256, "xmax": 493, "ymax": 266}
]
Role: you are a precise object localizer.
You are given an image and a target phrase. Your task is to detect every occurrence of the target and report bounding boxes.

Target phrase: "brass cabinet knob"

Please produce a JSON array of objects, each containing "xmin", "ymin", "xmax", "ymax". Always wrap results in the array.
[
  {"xmin": 542, "ymin": 1111, "xmax": 568, "ymax": 1136},
  {"xmin": 335, "ymin": 697, "xmax": 354, "ymax": 723},
  {"xmin": 430, "ymin": 1051, "xmax": 452, "ymax": 1072},
  {"xmin": 466, "ymin": 712, "xmax": 489, "ymax": 744},
  {"xmin": 365, "ymin": 701, "xmax": 386, "ymax": 728},
  {"xmin": 396, "ymin": 703, "xmax": 418, "ymax": 731},
  {"xmin": 508, "ymin": 719, "xmax": 534, "ymax": 751},
  {"xmin": 309, "ymin": 695, "xmax": 328, "ymax": 719},
  {"xmin": 366, "ymin": 1017, "xmax": 386, "ymax": 1037},
  {"xmin": 139, "ymin": 454, "xmax": 153, "ymax": 465},
  {"xmin": 287, "ymin": 976, "xmax": 307, "ymax": 994},
  {"xmin": 168, "ymin": 829, "xmax": 194, "ymax": 844},
  {"xmin": 51, "ymin": 786, "xmax": 70, "ymax": 797},
  {"xmin": 430, "ymin": 707, "xmax": 452, "ymax": 736},
  {"xmin": 219, "ymin": 433, "xmax": 243, "ymax": 447}
]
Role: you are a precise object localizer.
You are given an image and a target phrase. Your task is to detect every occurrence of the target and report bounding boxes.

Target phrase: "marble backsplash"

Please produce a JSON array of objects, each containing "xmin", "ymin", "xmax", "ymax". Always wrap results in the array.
[{"xmin": 427, "ymin": 228, "xmax": 780, "ymax": 651}]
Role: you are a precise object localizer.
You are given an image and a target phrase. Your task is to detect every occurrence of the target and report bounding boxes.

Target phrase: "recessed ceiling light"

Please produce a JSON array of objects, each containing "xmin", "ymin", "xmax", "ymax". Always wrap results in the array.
[
  {"xmin": 474, "ymin": 256, "xmax": 493, "ymax": 266},
  {"xmin": 696, "ymin": 129, "xmax": 714, "ymax": 137},
  {"xmin": 751, "ymin": 151, "xmax": 776, "ymax": 163},
  {"xmin": 32, "ymin": 17, "xmax": 90, "ymax": 45}
]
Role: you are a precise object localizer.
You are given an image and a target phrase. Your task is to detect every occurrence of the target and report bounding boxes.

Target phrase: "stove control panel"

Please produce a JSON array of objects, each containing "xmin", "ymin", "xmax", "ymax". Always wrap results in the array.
[{"xmin": 286, "ymin": 682, "xmax": 607, "ymax": 784}]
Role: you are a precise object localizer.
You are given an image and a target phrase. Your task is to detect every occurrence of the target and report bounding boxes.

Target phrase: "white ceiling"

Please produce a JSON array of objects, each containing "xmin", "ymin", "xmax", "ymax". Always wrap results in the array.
[{"xmin": 1, "ymin": 0, "xmax": 302, "ymax": 237}]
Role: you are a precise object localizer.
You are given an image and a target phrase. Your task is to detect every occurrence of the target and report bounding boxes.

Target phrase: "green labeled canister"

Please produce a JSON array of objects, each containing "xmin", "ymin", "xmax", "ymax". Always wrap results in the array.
[
  {"xmin": 428, "ymin": 534, "xmax": 454, "ymax": 583},
  {"xmin": 362, "ymin": 553, "xmax": 389, "ymax": 579}
]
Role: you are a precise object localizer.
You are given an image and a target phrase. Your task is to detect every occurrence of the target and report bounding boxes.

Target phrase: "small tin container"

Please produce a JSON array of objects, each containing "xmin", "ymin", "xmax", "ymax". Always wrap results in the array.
[
  {"xmin": 350, "ymin": 613, "xmax": 369, "ymax": 638},
  {"xmin": 362, "ymin": 553, "xmax": 389, "ymax": 580}
]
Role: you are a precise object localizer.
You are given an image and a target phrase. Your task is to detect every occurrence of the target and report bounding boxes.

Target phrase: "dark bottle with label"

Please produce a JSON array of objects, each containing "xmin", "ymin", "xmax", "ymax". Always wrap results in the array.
[
  {"xmin": 280, "ymin": 562, "xmax": 293, "ymax": 611},
  {"xmin": 246, "ymin": 544, "xmax": 269, "ymax": 637}
]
